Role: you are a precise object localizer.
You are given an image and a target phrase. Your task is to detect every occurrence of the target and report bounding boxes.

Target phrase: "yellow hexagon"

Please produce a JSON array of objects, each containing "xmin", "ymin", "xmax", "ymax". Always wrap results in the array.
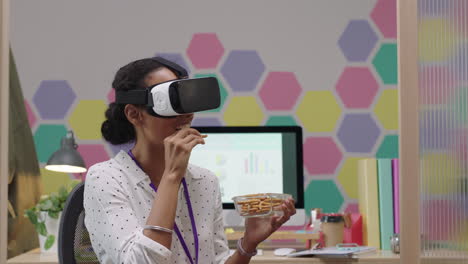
[
  {"xmin": 337, "ymin": 157, "xmax": 363, "ymax": 199},
  {"xmin": 40, "ymin": 168, "xmax": 73, "ymax": 195},
  {"xmin": 223, "ymin": 96, "xmax": 264, "ymax": 125},
  {"xmin": 69, "ymin": 100, "xmax": 107, "ymax": 140},
  {"xmin": 421, "ymin": 153, "xmax": 463, "ymax": 195},
  {"xmin": 296, "ymin": 91, "xmax": 342, "ymax": 132},
  {"xmin": 419, "ymin": 19, "xmax": 456, "ymax": 63},
  {"xmin": 374, "ymin": 89, "xmax": 399, "ymax": 130}
]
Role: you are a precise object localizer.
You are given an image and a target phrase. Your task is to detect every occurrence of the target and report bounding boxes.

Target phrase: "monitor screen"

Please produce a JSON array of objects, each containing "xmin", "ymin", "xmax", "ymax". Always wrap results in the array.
[{"xmin": 189, "ymin": 126, "xmax": 304, "ymax": 209}]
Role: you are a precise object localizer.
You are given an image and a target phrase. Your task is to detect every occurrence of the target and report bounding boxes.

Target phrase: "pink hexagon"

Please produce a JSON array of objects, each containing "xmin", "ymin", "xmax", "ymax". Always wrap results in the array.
[
  {"xmin": 24, "ymin": 100, "xmax": 37, "ymax": 129},
  {"xmin": 186, "ymin": 33, "xmax": 224, "ymax": 69},
  {"xmin": 371, "ymin": 0, "xmax": 397, "ymax": 39},
  {"xmin": 303, "ymin": 137, "xmax": 343, "ymax": 175},
  {"xmin": 74, "ymin": 144, "xmax": 110, "ymax": 180},
  {"xmin": 419, "ymin": 66, "xmax": 455, "ymax": 105},
  {"xmin": 344, "ymin": 203, "xmax": 359, "ymax": 213},
  {"xmin": 336, "ymin": 67, "xmax": 378, "ymax": 109},
  {"xmin": 259, "ymin": 72, "xmax": 302, "ymax": 110},
  {"xmin": 107, "ymin": 89, "xmax": 115, "ymax": 103}
]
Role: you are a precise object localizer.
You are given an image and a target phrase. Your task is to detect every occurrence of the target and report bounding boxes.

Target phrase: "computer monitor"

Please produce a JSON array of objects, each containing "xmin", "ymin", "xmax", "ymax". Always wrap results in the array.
[{"xmin": 189, "ymin": 126, "xmax": 304, "ymax": 209}]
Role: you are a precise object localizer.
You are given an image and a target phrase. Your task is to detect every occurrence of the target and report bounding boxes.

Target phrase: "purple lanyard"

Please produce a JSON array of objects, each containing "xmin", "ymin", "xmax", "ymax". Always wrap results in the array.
[{"xmin": 127, "ymin": 151, "xmax": 199, "ymax": 264}]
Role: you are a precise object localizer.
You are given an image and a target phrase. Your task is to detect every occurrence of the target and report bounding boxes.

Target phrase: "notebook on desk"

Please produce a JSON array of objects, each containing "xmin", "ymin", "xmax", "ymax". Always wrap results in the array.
[{"xmin": 287, "ymin": 246, "xmax": 376, "ymax": 258}]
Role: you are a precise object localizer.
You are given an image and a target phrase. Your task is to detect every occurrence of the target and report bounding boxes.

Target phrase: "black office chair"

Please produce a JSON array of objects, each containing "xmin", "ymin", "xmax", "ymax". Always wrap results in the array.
[{"xmin": 58, "ymin": 182, "xmax": 99, "ymax": 264}]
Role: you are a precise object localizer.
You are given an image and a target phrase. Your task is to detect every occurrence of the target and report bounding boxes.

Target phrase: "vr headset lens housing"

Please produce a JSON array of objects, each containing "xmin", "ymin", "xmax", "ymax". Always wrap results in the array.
[{"xmin": 116, "ymin": 77, "xmax": 221, "ymax": 117}]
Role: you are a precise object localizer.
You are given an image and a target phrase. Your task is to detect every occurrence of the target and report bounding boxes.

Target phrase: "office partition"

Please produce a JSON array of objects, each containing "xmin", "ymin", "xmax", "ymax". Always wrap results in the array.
[
  {"xmin": 399, "ymin": 0, "xmax": 468, "ymax": 263},
  {"xmin": 0, "ymin": 1, "xmax": 11, "ymax": 263}
]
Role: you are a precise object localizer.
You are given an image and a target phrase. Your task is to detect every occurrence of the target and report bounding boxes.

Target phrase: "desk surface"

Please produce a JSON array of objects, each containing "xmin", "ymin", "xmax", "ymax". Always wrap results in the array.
[
  {"xmin": 7, "ymin": 248, "xmax": 401, "ymax": 264},
  {"xmin": 7, "ymin": 248, "xmax": 468, "ymax": 264}
]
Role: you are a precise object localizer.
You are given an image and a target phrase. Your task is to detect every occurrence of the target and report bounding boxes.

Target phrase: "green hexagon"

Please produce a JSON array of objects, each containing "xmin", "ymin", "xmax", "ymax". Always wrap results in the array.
[
  {"xmin": 34, "ymin": 124, "xmax": 68, "ymax": 163},
  {"xmin": 372, "ymin": 43, "xmax": 398, "ymax": 85},
  {"xmin": 450, "ymin": 86, "xmax": 468, "ymax": 125},
  {"xmin": 376, "ymin": 134, "xmax": 399, "ymax": 158},
  {"xmin": 223, "ymin": 96, "xmax": 264, "ymax": 125},
  {"xmin": 296, "ymin": 91, "xmax": 342, "ymax": 132},
  {"xmin": 195, "ymin": 73, "xmax": 228, "ymax": 113},
  {"xmin": 305, "ymin": 180, "xmax": 344, "ymax": 214},
  {"xmin": 69, "ymin": 100, "xmax": 107, "ymax": 140},
  {"xmin": 337, "ymin": 157, "xmax": 363, "ymax": 200},
  {"xmin": 265, "ymin": 115, "xmax": 297, "ymax": 126}
]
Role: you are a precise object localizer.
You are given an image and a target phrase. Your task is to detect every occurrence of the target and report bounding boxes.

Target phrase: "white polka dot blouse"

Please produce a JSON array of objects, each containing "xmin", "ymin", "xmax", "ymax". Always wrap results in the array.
[{"xmin": 83, "ymin": 151, "xmax": 230, "ymax": 264}]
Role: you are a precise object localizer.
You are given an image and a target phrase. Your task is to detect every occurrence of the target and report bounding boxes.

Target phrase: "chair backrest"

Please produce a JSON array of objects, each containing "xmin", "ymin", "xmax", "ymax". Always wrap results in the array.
[{"xmin": 58, "ymin": 182, "xmax": 99, "ymax": 264}]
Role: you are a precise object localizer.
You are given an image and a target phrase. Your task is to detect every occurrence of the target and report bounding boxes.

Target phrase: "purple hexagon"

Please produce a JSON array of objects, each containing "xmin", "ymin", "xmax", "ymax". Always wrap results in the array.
[
  {"xmin": 107, "ymin": 89, "xmax": 115, "ymax": 103},
  {"xmin": 107, "ymin": 141, "xmax": 135, "ymax": 156},
  {"xmin": 336, "ymin": 67, "xmax": 379, "ymax": 109},
  {"xmin": 303, "ymin": 137, "xmax": 343, "ymax": 175},
  {"xmin": 155, "ymin": 52, "xmax": 191, "ymax": 75},
  {"xmin": 338, "ymin": 20, "xmax": 378, "ymax": 62},
  {"xmin": 24, "ymin": 100, "xmax": 37, "ymax": 129},
  {"xmin": 371, "ymin": 0, "xmax": 397, "ymax": 39},
  {"xmin": 259, "ymin": 72, "xmax": 302, "ymax": 110},
  {"xmin": 221, "ymin": 50, "xmax": 265, "ymax": 92},
  {"xmin": 337, "ymin": 113, "xmax": 381, "ymax": 153},
  {"xmin": 186, "ymin": 33, "xmax": 224, "ymax": 69},
  {"xmin": 33, "ymin": 80, "xmax": 76, "ymax": 120},
  {"xmin": 192, "ymin": 117, "xmax": 222, "ymax": 127}
]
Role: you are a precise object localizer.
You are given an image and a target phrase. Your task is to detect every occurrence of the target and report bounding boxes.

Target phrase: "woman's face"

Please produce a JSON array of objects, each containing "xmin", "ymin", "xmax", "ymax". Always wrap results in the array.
[{"xmin": 137, "ymin": 67, "xmax": 194, "ymax": 145}]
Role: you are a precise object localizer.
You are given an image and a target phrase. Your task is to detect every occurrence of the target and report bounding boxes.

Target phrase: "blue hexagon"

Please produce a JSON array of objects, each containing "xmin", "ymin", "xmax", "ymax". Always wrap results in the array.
[
  {"xmin": 33, "ymin": 80, "xmax": 76, "ymax": 120},
  {"xmin": 337, "ymin": 113, "xmax": 381, "ymax": 153},
  {"xmin": 220, "ymin": 50, "xmax": 265, "ymax": 92},
  {"xmin": 154, "ymin": 52, "xmax": 191, "ymax": 76},
  {"xmin": 338, "ymin": 20, "xmax": 378, "ymax": 62}
]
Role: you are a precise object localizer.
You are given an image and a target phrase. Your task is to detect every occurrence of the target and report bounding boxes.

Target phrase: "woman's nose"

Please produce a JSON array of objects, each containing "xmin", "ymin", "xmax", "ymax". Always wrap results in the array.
[{"xmin": 180, "ymin": 113, "xmax": 194, "ymax": 121}]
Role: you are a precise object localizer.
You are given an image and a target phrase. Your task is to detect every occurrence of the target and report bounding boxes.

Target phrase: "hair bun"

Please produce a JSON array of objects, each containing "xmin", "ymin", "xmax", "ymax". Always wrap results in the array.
[{"xmin": 101, "ymin": 103, "xmax": 135, "ymax": 145}]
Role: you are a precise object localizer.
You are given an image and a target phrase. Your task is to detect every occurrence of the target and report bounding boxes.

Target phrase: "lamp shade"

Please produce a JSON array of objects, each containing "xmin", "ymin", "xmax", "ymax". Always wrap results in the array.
[{"xmin": 45, "ymin": 131, "xmax": 87, "ymax": 173}]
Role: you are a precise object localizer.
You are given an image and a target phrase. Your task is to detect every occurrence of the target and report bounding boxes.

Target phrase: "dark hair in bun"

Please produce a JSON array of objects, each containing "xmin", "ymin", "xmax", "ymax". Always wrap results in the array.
[{"xmin": 101, "ymin": 58, "xmax": 185, "ymax": 144}]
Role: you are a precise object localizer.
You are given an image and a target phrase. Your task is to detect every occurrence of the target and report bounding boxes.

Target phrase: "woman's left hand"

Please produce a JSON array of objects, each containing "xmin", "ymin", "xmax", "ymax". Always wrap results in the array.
[{"xmin": 241, "ymin": 198, "xmax": 296, "ymax": 251}]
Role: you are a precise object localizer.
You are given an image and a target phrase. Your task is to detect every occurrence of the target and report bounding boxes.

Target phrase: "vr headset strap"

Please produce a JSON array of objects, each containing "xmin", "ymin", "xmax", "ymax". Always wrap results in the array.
[
  {"xmin": 152, "ymin": 57, "xmax": 188, "ymax": 78},
  {"xmin": 115, "ymin": 89, "xmax": 152, "ymax": 105}
]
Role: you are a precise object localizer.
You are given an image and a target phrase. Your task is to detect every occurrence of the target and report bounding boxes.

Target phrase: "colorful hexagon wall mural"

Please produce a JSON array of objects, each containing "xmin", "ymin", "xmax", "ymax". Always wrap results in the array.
[
  {"xmin": 338, "ymin": 20, "xmax": 378, "ymax": 62},
  {"xmin": 33, "ymin": 80, "xmax": 76, "ymax": 120},
  {"xmin": 265, "ymin": 116, "xmax": 297, "ymax": 126},
  {"xmin": 28, "ymin": 0, "xmax": 398, "ymax": 214}
]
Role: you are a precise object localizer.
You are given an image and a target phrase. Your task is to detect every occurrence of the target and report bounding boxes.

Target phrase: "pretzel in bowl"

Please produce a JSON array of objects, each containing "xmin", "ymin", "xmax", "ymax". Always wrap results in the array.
[{"xmin": 235, "ymin": 195, "xmax": 284, "ymax": 216}]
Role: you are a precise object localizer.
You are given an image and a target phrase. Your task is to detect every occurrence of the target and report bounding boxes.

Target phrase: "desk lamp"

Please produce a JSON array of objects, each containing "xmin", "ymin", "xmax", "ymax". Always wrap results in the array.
[{"xmin": 45, "ymin": 130, "xmax": 87, "ymax": 173}]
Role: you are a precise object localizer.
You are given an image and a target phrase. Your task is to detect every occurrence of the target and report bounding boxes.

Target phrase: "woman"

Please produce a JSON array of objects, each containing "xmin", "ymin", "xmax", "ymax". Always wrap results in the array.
[{"xmin": 84, "ymin": 57, "xmax": 296, "ymax": 263}]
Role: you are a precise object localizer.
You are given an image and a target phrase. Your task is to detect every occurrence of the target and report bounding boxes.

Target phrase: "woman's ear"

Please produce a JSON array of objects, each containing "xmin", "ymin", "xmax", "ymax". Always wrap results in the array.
[{"xmin": 124, "ymin": 104, "xmax": 143, "ymax": 127}]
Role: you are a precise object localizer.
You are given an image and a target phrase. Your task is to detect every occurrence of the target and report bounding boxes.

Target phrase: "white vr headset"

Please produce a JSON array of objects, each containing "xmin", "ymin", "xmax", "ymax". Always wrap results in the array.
[{"xmin": 115, "ymin": 57, "xmax": 220, "ymax": 117}]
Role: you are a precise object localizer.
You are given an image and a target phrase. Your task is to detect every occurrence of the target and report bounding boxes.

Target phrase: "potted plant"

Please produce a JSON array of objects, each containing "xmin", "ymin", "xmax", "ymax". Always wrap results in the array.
[{"xmin": 24, "ymin": 181, "xmax": 80, "ymax": 252}]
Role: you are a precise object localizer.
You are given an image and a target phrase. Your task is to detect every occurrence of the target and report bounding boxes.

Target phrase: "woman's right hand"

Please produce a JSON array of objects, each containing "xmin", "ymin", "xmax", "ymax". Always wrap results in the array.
[{"xmin": 162, "ymin": 128, "xmax": 205, "ymax": 183}]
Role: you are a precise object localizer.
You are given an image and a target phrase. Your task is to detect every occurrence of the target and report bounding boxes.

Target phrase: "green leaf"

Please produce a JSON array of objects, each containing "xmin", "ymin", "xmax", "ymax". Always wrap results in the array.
[
  {"xmin": 48, "ymin": 211, "xmax": 60, "ymax": 219},
  {"xmin": 36, "ymin": 222, "xmax": 47, "ymax": 236},
  {"xmin": 51, "ymin": 197, "xmax": 61, "ymax": 210},
  {"xmin": 58, "ymin": 186, "xmax": 68, "ymax": 198},
  {"xmin": 44, "ymin": 235, "xmax": 55, "ymax": 250},
  {"xmin": 40, "ymin": 200, "xmax": 53, "ymax": 211},
  {"xmin": 25, "ymin": 209, "xmax": 38, "ymax": 225}
]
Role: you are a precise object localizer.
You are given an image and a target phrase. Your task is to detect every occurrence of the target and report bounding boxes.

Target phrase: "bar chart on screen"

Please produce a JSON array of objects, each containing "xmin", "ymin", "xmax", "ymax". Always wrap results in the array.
[{"xmin": 190, "ymin": 133, "xmax": 284, "ymax": 203}]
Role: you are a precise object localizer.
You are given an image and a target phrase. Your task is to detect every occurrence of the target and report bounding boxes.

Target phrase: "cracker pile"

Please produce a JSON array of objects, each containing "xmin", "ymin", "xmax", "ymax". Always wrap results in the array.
[{"xmin": 235, "ymin": 194, "xmax": 283, "ymax": 216}]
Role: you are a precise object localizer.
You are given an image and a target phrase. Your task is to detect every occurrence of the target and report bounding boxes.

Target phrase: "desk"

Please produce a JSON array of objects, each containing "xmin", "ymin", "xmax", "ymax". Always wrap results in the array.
[{"xmin": 8, "ymin": 248, "xmax": 468, "ymax": 264}]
